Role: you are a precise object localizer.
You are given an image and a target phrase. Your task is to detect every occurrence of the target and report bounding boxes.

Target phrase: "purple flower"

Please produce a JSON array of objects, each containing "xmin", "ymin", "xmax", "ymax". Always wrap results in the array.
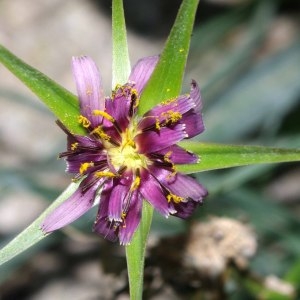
[{"xmin": 41, "ymin": 56, "xmax": 207, "ymax": 245}]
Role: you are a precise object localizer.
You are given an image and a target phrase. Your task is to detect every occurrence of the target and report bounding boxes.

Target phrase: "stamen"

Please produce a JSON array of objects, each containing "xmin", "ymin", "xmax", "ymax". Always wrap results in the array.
[
  {"xmin": 79, "ymin": 162, "xmax": 94, "ymax": 174},
  {"xmin": 155, "ymin": 118, "xmax": 161, "ymax": 130},
  {"xmin": 117, "ymin": 165, "xmax": 127, "ymax": 175},
  {"xmin": 166, "ymin": 166, "xmax": 177, "ymax": 180},
  {"xmin": 167, "ymin": 193, "xmax": 184, "ymax": 203},
  {"xmin": 112, "ymin": 84, "xmax": 122, "ymax": 98},
  {"xmin": 81, "ymin": 175, "xmax": 101, "ymax": 193},
  {"xmin": 78, "ymin": 115, "xmax": 91, "ymax": 128},
  {"xmin": 94, "ymin": 171, "xmax": 117, "ymax": 178},
  {"xmin": 93, "ymin": 110, "xmax": 115, "ymax": 123},
  {"xmin": 130, "ymin": 176, "xmax": 141, "ymax": 191},
  {"xmin": 151, "ymin": 151, "xmax": 176, "ymax": 172},
  {"xmin": 91, "ymin": 126, "xmax": 111, "ymax": 141},
  {"xmin": 131, "ymin": 89, "xmax": 139, "ymax": 108},
  {"xmin": 71, "ymin": 142, "xmax": 79, "ymax": 151},
  {"xmin": 122, "ymin": 129, "xmax": 135, "ymax": 149},
  {"xmin": 129, "ymin": 88, "xmax": 139, "ymax": 116},
  {"xmin": 163, "ymin": 151, "xmax": 173, "ymax": 163},
  {"xmin": 121, "ymin": 212, "xmax": 127, "ymax": 228}
]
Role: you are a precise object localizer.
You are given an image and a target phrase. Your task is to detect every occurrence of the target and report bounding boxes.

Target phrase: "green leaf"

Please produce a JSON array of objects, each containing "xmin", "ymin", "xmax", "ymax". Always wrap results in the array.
[
  {"xmin": 138, "ymin": 0, "xmax": 199, "ymax": 116},
  {"xmin": 112, "ymin": 0, "xmax": 131, "ymax": 87},
  {"xmin": 0, "ymin": 44, "xmax": 84, "ymax": 135},
  {"xmin": 0, "ymin": 181, "xmax": 81, "ymax": 266},
  {"xmin": 177, "ymin": 142, "xmax": 300, "ymax": 174},
  {"xmin": 125, "ymin": 1, "xmax": 200, "ymax": 298},
  {"xmin": 125, "ymin": 201, "xmax": 153, "ymax": 300}
]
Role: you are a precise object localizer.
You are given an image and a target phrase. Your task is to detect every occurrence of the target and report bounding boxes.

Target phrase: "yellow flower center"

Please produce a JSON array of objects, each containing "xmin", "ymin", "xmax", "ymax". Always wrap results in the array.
[{"xmin": 107, "ymin": 126, "xmax": 148, "ymax": 171}]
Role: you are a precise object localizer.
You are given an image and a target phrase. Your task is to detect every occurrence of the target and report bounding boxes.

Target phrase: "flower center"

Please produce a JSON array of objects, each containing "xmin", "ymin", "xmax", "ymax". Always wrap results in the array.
[{"xmin": 107, "ymin": 127, "xmax": 147, "ymax": 171}]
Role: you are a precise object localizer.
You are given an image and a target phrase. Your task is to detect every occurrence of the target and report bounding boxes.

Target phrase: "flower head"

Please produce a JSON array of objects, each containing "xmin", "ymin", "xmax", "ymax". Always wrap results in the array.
[{"xmin": 41, "ymin": 56, "xmax": 207, "ymax": 245}]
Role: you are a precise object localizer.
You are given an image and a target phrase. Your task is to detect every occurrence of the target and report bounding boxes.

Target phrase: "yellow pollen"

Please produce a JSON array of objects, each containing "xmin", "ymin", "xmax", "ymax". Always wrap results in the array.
[
  {"xmin": 162, "ymin": 110, "xmax": 182, "ymax": 123},
  {"xmin": 112, "ymin": 84, "xmax": 122, "ymax": 97},
  {"xmin": 134, "ymin": 97, "xmax": 140, "ymax": 108},
  {"xmin": 161, "ymin": 98, "xmax": 176, "ymax": 106},
  {"xmin": 114, "ymin": 84, "xmax": 122, "ymax": 90},
  {"xmin": 131, "ymin": 88, "xmax": 138, "ymax": 96},
  {"xmin": 95, "ymin": 171, "xmax": 116, "ymax": 178},
  {"xmin": 93, "ymin": 110, "xmax": 115, "ymax": 123},
  {"xmin": 167, "ymin": 193, "xmax": 184, "ymax": 204},
  {"xmin": 130, "ymin": 176, "xmax": 141, "ymax": 191},
  {"xmin": 79, "ymin": 162, "xmax": 94, "ymax": 174},
  {"xmin": 131, "ymin": 89, "xmax": 140, "ymax": 107},
  {"xmin": 155, "ymin": 118, "xmax": 161, "ymax": 130},
  {"xmin": 121, "ymin": 212, "xmax": 127, "ymax": 228},
  {"xmin": 91, "ymin": 126, "xmax": 111, "ymax": 141},
  {"xmin": 166, "ymin": 166, "xmax": 177, "ymax": 180},
  {"xmin": 71, "ymin": 142, "xmax": 79, "ymax": 151},
  {"xmin": 78, "ymin": 115, "xmax": 91, "ymax": 128},
  {"xmin": 164, "ymin": 151, "xmax": 173, "ymax": 163}
]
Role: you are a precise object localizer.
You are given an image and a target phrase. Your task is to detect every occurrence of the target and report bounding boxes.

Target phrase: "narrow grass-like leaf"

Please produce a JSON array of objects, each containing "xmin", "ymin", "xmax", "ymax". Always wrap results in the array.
[
  {"xmin": 177, "ymin": 142, "xmax": 300, "ymax": 174},
  {"xmin": 138, "ymin": 0, "xmax": 199, "ymax": 116},
  {"xmin": 112, "ymin": 0, "xmax": 131, "ymax": 87},
  {"xmin": 0, "ymin": 44, "xmax": 83, "ymax": 134},
  {"xmin": 126, "ymin": 1, "xmax": 200, "ymax": 298},
  {"xmin": 0, "ymin": 181, "xmax": 81, "ymax": 266}
]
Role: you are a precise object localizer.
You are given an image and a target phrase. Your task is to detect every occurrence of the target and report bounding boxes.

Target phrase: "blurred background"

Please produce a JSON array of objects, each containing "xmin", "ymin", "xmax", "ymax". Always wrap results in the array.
[{"xmin": 0, "ymin": 0, "xmax": 300, "ymax": 299}]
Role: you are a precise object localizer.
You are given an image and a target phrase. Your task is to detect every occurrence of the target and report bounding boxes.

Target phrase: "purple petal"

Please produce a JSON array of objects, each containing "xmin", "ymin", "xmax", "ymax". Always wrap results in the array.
[
  {"xmin": 65, "ymin": 153, "xmax": 107, "ymax": 174},
  {"xmin": 149, "ymin": 166, "xmax": 207, "ymax": 202},
  {"xmin": 173, "ymin": 200, "xmax": 199, "ymax": 219},
  {"xmin": 181, "ymin": 111, "xmax": 205, "ymax": 138},
  {"xmin": 93, "ymin": 218, "xmax": 118, "ymax": 242},
  {"xmin": 167, "ymin": 173, "xmax": 207, "ymax": 202},
  {"xmin": 93, "ymin": 181, "xmax": 118, "ymax": 242},
  {"xmin": 105, "ymin": 90, "xmax": 131, "ymax": 132},
  {"xmin": 190, "ymin": 80, "xmax": 203, "ymax": 112},
  {"xmin": 129, "ymin": 56, "xmax": 159, "ymax": 94},
  {"xmin": 108, "ymin": 181, "xmax": 130, "ymax": 221},
  {"xmin": 182, "ymin": 80, "xmax": 205, "ymax": 138},
  {"xmin": 119, "ymin": 191, "xmax": 142, "ymax": 245},
  {"xmin": 67, "ymin": 135, "xmax": 102, "ymax": 150},
  {"xmin": 135, "ymin": 124, "xmax": 187, "ymax": 154},
  {"xmin": 57, "ymin": 121, "xmax": 103, "ymax": 152},
  {"xmin": 155, "ymin": 144, "xmax": 199, "ymax": 164},
  {"xmin": 142, "ymin": 94, "xmax": 195, "ymax": 125},
  {"xmin": 139, "ymin": 169, "xmax": 173, "ymax": 217},
  {"xmin": 41, "ymin": 183, "xmax": 99, "ymax": 233},
  {"xmin": 72, "ymin": 56, "xmax": 104, "ymax": 127}
]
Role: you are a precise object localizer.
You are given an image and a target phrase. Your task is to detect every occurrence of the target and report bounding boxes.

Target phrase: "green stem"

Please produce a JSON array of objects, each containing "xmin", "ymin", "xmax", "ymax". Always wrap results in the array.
[{"xmin": 125, "ymin": 201, "xmax": 153, "ymax": 300}]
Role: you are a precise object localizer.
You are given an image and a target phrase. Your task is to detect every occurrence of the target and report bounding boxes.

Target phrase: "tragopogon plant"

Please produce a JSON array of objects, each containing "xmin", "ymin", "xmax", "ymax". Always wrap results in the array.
[{"xmin": 0, "ymin": 0, "xmax": 300, "ymax": 299}]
